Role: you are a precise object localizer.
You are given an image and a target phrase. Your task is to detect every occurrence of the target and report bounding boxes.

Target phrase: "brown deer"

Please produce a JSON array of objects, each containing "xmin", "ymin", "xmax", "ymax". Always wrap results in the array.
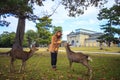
[
  {"xmin": 0, "ymin": 45, "xmax": 38, "ymax": 73},
  {"xmin": 64, "ymin": 43, "xmax": 92, "ymax": 75}
]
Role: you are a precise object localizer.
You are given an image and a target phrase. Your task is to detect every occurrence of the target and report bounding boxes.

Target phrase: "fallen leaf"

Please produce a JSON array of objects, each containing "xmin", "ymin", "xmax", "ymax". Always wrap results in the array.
[
  {"xmin": 67, "ymin": 74, "xmax": 73, "ymax": 78},
  {"xmin": 100, "ymin": 78, "xmax": 106, "ymax": 80},
  {"xmin": 77, "ymin": 77, "xmax": 83, "ymax": 80},
  {"xmin": 58, "ymin": 75, "xmax": 64, "ymax": 79},
  {"xmin": 0, "ymin": 71, "xmax": 2, "ymax": 75}
]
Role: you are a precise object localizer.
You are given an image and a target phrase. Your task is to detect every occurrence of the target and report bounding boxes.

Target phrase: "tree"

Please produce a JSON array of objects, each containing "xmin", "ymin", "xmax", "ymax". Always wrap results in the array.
[
  {"xmin": 98, "ymin": 5, "xmax": 120, "ymax": 26},
  {"xmin": 0, "ymin": 31, "xmax": 15, "ymax": 47},
  {"xmin": 22, "ymin": 34, "xmax": 29, "ymax": 47},
  {"xmin": 0, "ymin": 30, "xmax": 39, "ymax": 47},
  {"xmin": 115, "ymin": 28, "xmax": 120, "ymax": 38},
  {"xmin": 36, "ymin": 17, "xmax": 52, "ymax": 46},
  {"xmin": 0, "ymin": 0, "xmax": 43, "ymax": 51},
  {"xmin": 52, "ymin": 26, "xmax": 63, "ymax": 34},
  {"xmin": 0, "ymin": 0, "xmax": 118, "ymax": 50},
  {"xmin": 112, "ymin": 37, "xmax": 120, "ymax": 45},
  {"xmin": 25, "ymin": 30, "xmax": 38, "ymax": 47},
  {"xmin": 97, "ymin": 4, "xmax": 120, "ymax": 47},
  {"xmin": 97, "ymin": 37, "xmax": 105, "ymax": 50}
]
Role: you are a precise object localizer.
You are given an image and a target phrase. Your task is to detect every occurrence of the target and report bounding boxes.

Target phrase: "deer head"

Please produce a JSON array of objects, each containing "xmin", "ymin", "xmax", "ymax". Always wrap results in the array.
[
  {"xmin": 64, "ymin": 43, "xmax": 71, "ymax": 47},
  {"xmin": 27, "ymin": 45, "xmax": 38, "ymax": 58},
  {"xmin": 30, "ymin": 45, "xmax": 39, "ymax": 53}
]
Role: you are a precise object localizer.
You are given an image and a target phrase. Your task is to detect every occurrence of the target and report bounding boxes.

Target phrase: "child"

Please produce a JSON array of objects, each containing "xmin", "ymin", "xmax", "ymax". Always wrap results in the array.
[{"xmin": 49, "ymin": 31, "xmax": 62, "ymax": 70}]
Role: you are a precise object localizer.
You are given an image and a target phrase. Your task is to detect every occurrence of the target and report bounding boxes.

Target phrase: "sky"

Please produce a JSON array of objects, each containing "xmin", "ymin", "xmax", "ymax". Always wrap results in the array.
[{"xmin": 0, "ymin": 0, "xmax": 115, "ymax": 40}]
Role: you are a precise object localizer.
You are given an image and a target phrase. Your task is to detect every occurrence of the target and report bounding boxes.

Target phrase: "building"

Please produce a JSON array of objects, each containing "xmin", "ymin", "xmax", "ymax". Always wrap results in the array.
[{"xmin": 67, "ymin": 28, "xmax": 103, "ymax": 47}]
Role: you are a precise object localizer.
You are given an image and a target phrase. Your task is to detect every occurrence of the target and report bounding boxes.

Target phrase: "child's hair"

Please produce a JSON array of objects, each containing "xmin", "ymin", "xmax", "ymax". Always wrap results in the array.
[
  {"xmin": 56, "ymin": 30, "xmax": 62, "ymax": 33},
  {"xmin": 55, "ymin": 30, "xmax": 62, "ymax": 38}
]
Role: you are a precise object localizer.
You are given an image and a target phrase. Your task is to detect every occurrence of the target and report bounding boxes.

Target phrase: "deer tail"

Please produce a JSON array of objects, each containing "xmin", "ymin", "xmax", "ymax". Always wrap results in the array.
[{"xmin": 88, "ymin": 56, "xmax": 93, "ymax": 62}]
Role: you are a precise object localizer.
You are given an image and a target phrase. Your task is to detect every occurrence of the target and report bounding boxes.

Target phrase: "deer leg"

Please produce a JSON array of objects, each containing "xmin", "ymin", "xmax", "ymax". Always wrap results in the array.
[
  {"xmin": 82, "ymin": 60, "xmax": 92, "ymax": 75},
  {"xmin": 23, "ymin": 61, "xmax": 26, "ymax": 72},
  {"xmin": 69, "ymin": 61, "xmax": 73, "ymax": 69},
  {"xmin": 19, "ymin": 63, "xmax": 22, "ymax": 73},
  {"xmin": 10, "ymin": 57, "xmax": 15, "ymax": 72},
  {"xmin": 19, "ymin": 60, "xmax": 26, "ymax": 73}
]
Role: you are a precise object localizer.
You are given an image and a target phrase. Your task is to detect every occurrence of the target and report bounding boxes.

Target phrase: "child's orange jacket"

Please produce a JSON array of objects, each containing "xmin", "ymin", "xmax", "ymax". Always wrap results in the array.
[{"xmin": 49, "ymin": 35, "xmax": 61, "ymax": 53}]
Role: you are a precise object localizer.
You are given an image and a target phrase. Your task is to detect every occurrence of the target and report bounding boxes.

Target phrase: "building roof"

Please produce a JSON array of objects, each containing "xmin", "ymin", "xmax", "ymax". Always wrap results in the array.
[
  {"xmin": 67, "ymin": 28, "xmax": 103, "ymax": 40},
  {"xmin": 75, "ymin": 28, "xmax": 96, "ymax": 33},
  {"xmin": 67, "ymin": 28, "xmax": 101, "ymax": 36}
]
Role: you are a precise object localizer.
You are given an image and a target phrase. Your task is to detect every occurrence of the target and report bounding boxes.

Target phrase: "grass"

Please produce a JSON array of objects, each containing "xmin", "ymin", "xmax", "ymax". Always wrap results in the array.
[
  {"xmin": 0, "ymin": 46, "xmax": 120, "ymax": 53},
  {"xmin": 0, "ymin": 47, "xmax": 120, "ymax": 80},
  {"xmin": 59, "ymin": 47, "xmax": 120, "ymax": 53}
]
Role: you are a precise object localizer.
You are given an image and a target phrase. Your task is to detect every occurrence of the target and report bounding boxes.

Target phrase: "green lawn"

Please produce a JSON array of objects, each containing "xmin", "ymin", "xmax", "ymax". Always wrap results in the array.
[
  {"xmin": 59, "ymin": 46, "xmax": 120, "ymax": 53},
  {"xmin": 0, "ymin": 47, "xmax": 120, "ymax": 80},
  {"xmin": 0, "ymin": 46, "xmax": 120, "ymax": 53}
]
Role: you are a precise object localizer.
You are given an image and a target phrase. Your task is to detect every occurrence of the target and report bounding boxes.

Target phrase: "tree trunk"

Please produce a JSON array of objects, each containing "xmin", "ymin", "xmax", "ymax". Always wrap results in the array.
[
  {"xmin": 100, "ymin": 43, "xmax": 103, "ymax": 50},
  {"xmin": 108, "ymin": 42, "xmax": 111, "ymax": 47},
  {"xmin": 12, "ymin": 17, "xmax": 26, "ymax": 50},
  {"xmin": 27, "ymin": 36, "xmax": 31, "ymax": 48}
]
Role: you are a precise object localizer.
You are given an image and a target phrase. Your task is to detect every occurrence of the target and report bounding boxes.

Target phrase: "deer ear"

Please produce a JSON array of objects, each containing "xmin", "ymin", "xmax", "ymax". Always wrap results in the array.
[
  {"xmin": 36, "ymin": 48, "xmax": 39, "ymax": 51},
  {"xmin": 67, "ymin": 43, "xmax": 71, "ymax": 46},
  {"xmin": 30, "ymin": 44, "xmax": 35, "ymax": 50},
  {"xmin": 31, "ymin": 44, "xmax": 35, "ymax": 48},
  {"xmin": 67, "ymin": 42, "xmax": 71, "ymax": 46},
  {"xmin": 64, "ymin": 43, "xmax": 67, "ymax": 46}
]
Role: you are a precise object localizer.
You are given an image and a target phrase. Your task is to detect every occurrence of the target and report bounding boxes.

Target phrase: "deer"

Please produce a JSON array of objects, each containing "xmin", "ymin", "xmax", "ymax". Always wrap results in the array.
[
  {"xmin": 0, "ymin": 45, "xmax": 38, "ymax": 73},
  {"xmin": 64, "ymin": 43, "xmax": 92, "ymax": 76}
]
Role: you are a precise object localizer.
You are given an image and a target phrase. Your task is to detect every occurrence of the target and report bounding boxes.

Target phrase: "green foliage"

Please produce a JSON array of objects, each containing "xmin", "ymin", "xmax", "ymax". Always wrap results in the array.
[
  {"xmin": 98, "ymin": 4, "xmax": 120, "ymax": 26},
  {"xmin": 0, "ymin": 16, "xmax": 63, "ymax": 47},
  {"xmin": 36, "ymin": 17, "xmax": 52, "ymax": 45},
  {"xmin": 110, "ymin": 5, "xmax": 120, "ymax": 26},
  {"xmin": 22, "ymin": 34, "xmax": 29, "ymax": 47},
  {"xmin": 0, "ymin": 0, "xmax": 43, "ymax": 26},
  {"xmin": 1, "ymin": 0, "xmax": 118, "ymax": 26},
  {"xmin": 25, "ymin": 30, "xmax": 38, "ymax": 47},
  {"xmin": 37, "ymin": 16, "xmax": 52, "ymax": 30},
  {"xmin": 97, "ymin": 4, "xmax": 120, "ymax": 47},
  {"xmin": 0, "ymin": 31, "xmax": 15, "ymax": 47},
  {"xmin": 114, "ymin": 28, "xmax": 120, "ymax": 38},
  {"xmin": 97, "ymin": 29, "xmax": 119, "ymax": 47},
  {"xmin": 52, "ymin": 26, "xmax": 63, "ymax": 34},
  {"xmin": 0, "ymin": 31, "xmax": 29, "ymax": 47},
  {"xmin": 0, "ymin": 30, "xmax": 37, "ymax": 47},
  {"xmin": 62, "ymin": 0, "xmax": 110, "ymax": 17}
]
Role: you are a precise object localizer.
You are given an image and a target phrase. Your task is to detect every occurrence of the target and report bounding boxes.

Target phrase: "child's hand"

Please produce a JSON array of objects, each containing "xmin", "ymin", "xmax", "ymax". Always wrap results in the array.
[{"xmin": 57, "ymin": 41, "xmax": 61, "ymax": 44}]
